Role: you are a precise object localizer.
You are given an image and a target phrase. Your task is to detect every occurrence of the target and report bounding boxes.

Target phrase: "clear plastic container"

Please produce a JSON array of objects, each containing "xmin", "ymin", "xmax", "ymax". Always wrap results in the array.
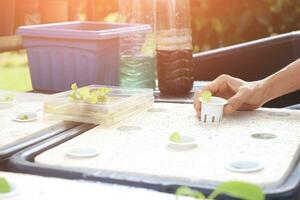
[
  {"xmin": 44, "ymin": 85, "xmax": 154, "ymax": 125},
  {"xmin": 156, "ymin": 0, "xmax": 194, "ymax": 96},
  {"xmin": 118, "ymin": 0, "xmax": 156, "ymax": 89}
]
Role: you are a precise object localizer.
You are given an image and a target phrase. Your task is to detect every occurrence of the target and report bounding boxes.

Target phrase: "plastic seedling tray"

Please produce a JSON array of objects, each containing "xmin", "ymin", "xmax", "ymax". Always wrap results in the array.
[{"xmin": 44, "ymin": 85, "xmax": 154, "ymax": 125}]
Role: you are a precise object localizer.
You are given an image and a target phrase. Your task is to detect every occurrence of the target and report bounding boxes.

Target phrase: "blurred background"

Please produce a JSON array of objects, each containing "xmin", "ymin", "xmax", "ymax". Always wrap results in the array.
[{"xmin": 0, "ymin": 0, "xmax": 300, "ymax": 91}]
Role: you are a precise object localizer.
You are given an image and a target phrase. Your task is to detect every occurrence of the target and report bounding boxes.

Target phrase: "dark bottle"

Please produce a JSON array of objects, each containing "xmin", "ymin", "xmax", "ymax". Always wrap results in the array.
[
  {"xmin": 156, "ymin": 0, "xmax": 194, "ymax": 96},
  {"xmin": 157, "ymin": 49, "xmax": 193, "ymax": 95}
]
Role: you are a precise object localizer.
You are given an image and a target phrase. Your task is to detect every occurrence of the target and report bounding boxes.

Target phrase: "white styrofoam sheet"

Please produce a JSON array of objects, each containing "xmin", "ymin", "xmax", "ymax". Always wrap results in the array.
[
  {"xmin": 35, "ymin": 103, "xmax": 300, "ymax": 189},
  {"xmin": 0, "ymin": 172, "xmax": 177, "ymax": 200},
  {"xmin": 0, "ymin": 91, "xmax": 66, "ymax": 148}
]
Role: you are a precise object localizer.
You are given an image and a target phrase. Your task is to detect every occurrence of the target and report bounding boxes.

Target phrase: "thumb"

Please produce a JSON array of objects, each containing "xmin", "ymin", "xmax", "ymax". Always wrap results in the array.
[{"xmin": 224, "ymin": 89, "xmax": 248, "ymax": 114}]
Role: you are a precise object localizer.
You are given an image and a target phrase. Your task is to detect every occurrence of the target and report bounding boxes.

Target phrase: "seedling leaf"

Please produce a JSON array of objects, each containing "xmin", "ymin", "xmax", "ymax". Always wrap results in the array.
[
  {"xmin": 201, "ymin": 90, "xmax": 212, "ymax": 103},
  {"xmin": 170, "ymin": 132, "xmax": 181, "ymax": 143},
  {"xmin": 98, "ymin": 94, "xmax": 108, "ymax": 103},
  {"xmin": 208, "ymin": 181, "xmax": 265, "ymax": 200},
  {"xmin": 79, "ymin": 87, "xmax": 90, "ymax": 100},
  {"xmin": 69, "ymin": 84, "xmax": 111, "ymax": 104},
  {"xmin": 20, "ymin": 115, "xmax": 29, "ymax": 120},
  {"xmin": 68, "ymin": 92, "xmax": 76, "ymax": 101},
  {"xmin": 176, "ymin": 186, "xmax": 205, "ymax": 200},
  {"xmin": 71, "ymin": 83, "xmax": 78, "ymax": 91},
  {"xmin": 98, "ymin": 87, "xmax": 111, "ymax": 94},
  {"xmin": 4, "ymin": 94, "xmax": 15, "ymax": 102},
  {"xmin": 87, "ymin": 92, "xmax": 98, "ymax": 104},
  {"xmin": 0, "ymin": 177, "xmax": 10, "ymax": 193}
]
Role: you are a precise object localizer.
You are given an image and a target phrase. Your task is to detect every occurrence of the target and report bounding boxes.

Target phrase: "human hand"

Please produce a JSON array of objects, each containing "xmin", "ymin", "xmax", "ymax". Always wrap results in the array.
[{"xmin": 194, "ymin": 75, "xmax": 268, "ymax": 117}]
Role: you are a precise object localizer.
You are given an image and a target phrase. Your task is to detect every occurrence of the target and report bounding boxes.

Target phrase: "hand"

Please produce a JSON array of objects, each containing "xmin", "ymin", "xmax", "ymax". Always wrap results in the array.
[{"xmin": 193, "ymin": 75, "xmax": 267, "ymax": 117}]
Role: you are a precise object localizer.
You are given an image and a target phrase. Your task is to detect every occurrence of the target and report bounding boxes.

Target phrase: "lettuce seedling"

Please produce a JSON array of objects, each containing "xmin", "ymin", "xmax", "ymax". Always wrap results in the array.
[
  {"xmin": 97, "ymin": 89, "xmax": 110, "ymax": 103},
  {"xmin": 69, "ymin": 83, "xmax": 111, "ymax": 104},
  {"xmin": 79, "ymin": 87, "xmax": 90, "ymax": 100},
  {"xmin": 169, "ymin": 132, "xmax": 181, "ymax": 143},
  {"xmin": 0, "ymin": 177, "xmax": 10, "ymax": 194},
  {"xmin": 20, "ymin": 115, "xmax": 29, "ymax": 120},
  {"xmin": 87, "ymin": 92, "xmax": 98, "ymax": 104},
  {"xmin": 5, "ymin": 94, "xmax": 15, "ymax": 102},
  {"xmin": 1, "ymin": 94, "xmax": 15, "ymax": 102},
  {"xmin": 176, "ymin": 186, "xmax": 205, "ymax": 199},
  {"xmin": 208, "ymin": 181, "xmax": 265, "ymax": 200},
  {"xmin": 201, "ymin": 90, "xmax": 212, "ymax": 103},
  {"xmin": 68, "ymin": 83, "xmax": 81, "ymax": 101},
  {"xmin": 176, "ymin": 181, "xmax": 265, "ymax": 200}
]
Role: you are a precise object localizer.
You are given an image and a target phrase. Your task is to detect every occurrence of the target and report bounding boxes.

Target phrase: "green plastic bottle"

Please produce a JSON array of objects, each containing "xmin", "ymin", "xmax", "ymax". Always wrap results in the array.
[{"xmin": 119, "ymin": 0, "xmax": 156, "ymax": 89}]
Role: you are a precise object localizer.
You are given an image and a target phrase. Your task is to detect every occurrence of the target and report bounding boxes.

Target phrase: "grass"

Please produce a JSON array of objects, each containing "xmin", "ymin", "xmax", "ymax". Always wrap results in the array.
[{"xmin": 0, "ymin": 51, "xmax": 32, "ymax": 92}]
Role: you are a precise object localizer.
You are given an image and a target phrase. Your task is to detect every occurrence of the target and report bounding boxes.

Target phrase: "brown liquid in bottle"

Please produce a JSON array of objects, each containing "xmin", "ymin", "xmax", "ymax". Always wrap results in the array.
[{"xmin": 157, "ymin": 49, "xmax": 194, "ymax": 96}]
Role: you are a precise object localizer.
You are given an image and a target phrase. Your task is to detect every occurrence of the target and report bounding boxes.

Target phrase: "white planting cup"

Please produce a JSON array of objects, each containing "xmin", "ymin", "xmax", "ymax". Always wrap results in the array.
[{"xmin": 199, "ymin": 96, "xmax": 228, "ymax": 123}]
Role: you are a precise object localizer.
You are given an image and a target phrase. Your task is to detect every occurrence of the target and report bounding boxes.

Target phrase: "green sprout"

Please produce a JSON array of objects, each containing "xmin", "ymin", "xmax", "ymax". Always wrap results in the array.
[
  {"xmin": 0, "ymin": 177, "xmax": 10, "ymax": 194},
  {"xmin": 98, "ymin": 87, "xmax": 111, "ymax": 94},
  {"xmin": 79, "ymin": 87, "xmax": 90, "ymax": 100},
  {"xmin": 20, "ymin": 115, "xmax": 29, "ymax": 120},
  {"xmin": 87, "ymin": 92, "xmax": 98, "ymax": 104},
  {"xmin": 201, "ymin": 90, "xmax": 212, "ymax": 103},
  {"xmin": 71, "ymin": 83, "xmax": 78, "ymax": 91},
  {"xmin": 68, "ymin": 83, "xmax": 111, "ymax": 104},
  {"xmin": 176, "ymin": 181, "xmax": 265, "ymax": 200},
  {"xmin": 2, "ymin": 94, "xmax": 15, "ymax": 102},
  {"xmin": 96, "ymin": 87, "xmax": 111, "ymax": 103},
  {"xmin": 68, "ymin": 83, "xmax": 81, "ymax": 101},
  {"xmin": 169, "ymin": 132, "xmax": 181, "ymax": 143},
  {"xmin": 176, "ymin": 186, "xmax": 205, "ymax": 199}
]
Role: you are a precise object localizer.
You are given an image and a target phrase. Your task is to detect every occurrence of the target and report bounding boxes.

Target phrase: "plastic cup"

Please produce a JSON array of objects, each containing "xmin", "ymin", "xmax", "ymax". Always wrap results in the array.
[{"xmin": 199, "ymin": 96, "xmax": 228, "ymax": 123}]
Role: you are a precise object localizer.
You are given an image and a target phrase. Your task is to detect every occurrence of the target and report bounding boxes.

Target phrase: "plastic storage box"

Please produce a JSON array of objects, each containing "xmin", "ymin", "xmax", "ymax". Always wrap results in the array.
[
  {"xmin": 17, "ymin": 21, "xmax": 151, "ymax": 92},
  {"xmin": 44, "ymin": 85, "xmax": 154, "ymax": 125}
]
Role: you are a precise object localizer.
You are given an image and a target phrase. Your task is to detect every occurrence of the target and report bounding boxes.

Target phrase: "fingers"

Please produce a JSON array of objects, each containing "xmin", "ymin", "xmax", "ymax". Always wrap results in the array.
[
  {"xmin": 193, "ymin": 90, "xmax": 201, "ymax": 118},
  {"xmin": 194, "ymin": 74, "xmax": 244, "ymax": 117},
  {"xmin": 224, "ymin": 88, "xmax": 249, "ymax": 114},
  {"xmin": 201, "ymin": 76, "xmax": 223, "ymax": 95}
]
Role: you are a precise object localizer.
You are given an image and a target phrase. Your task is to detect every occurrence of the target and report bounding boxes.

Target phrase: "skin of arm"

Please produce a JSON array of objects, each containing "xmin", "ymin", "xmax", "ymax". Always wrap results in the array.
[
  {"xmin": 262, "ymin": 58, "xmax": 300, "ymax": 102},
  {"xmin": 193, "ymin": 58, "xmax": 300, "ymax": 116}
]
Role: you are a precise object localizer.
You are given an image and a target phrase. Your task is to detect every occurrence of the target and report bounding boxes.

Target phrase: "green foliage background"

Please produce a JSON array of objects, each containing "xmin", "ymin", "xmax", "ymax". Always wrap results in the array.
[
  {"xmin": 92, "ymin": 0, "xmax": 300, "ymax": 52},
  {"xmin": 191, "ymin": 0, "xmax": 300, "ymax": 52}
]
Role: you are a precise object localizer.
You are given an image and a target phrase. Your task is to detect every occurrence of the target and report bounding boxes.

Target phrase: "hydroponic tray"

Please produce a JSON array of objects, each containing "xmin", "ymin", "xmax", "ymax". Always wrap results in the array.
[{"xmin": 8, "ymin": 103, "xmax": 300, "ymax": 199}]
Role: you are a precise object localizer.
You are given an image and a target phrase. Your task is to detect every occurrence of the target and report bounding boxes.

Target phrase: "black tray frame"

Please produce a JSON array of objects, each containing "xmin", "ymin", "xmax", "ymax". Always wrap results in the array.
[{"xmin": 0, "ymin": 121, "xmax": 79, "ymax": 170}]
